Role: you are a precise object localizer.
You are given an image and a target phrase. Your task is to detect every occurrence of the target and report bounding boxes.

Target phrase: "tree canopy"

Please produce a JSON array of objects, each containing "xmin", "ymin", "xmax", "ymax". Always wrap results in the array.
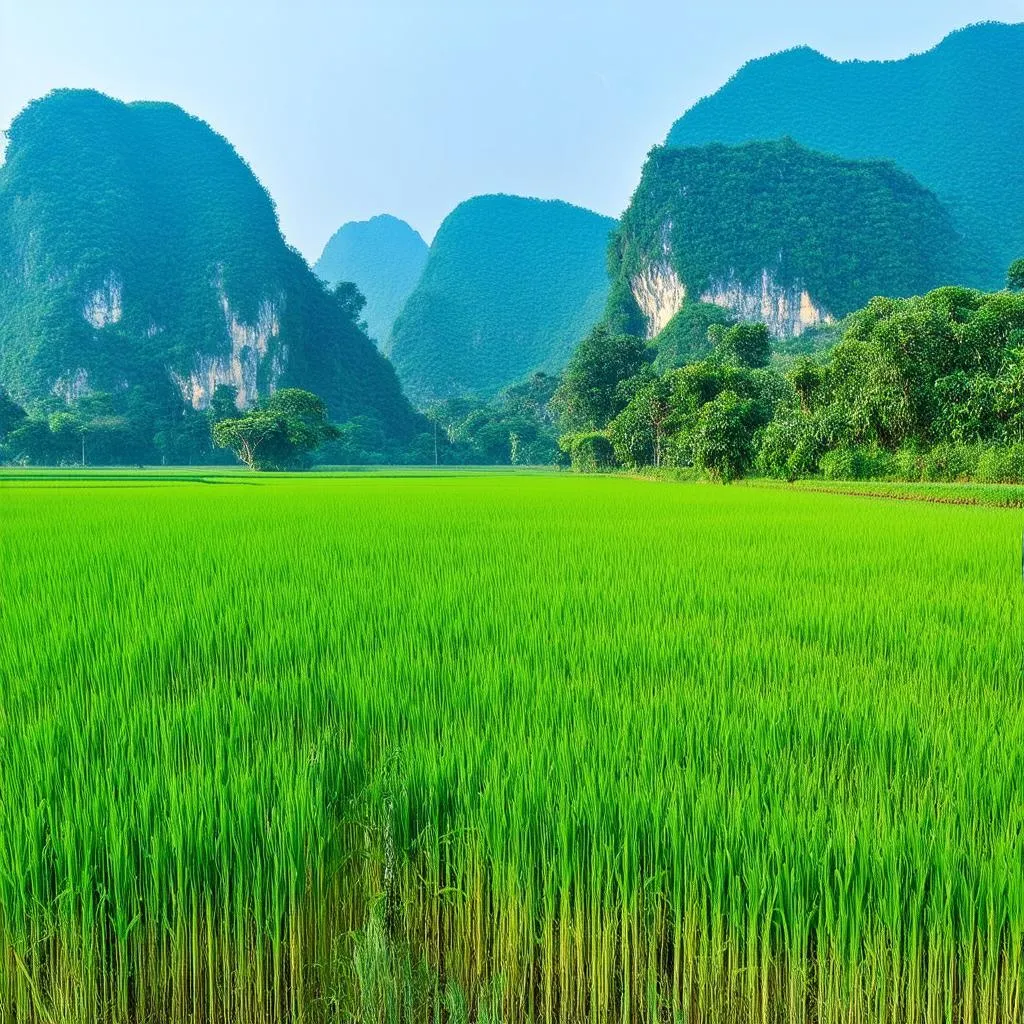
[
  {"xmin": 212, "ymin": 388, "xmax": 339, "ymax": 471},
  {"xmin": 1008, "ymin": 259, "xmax": 1024, "ymax": 292},
  {"xmin": 557, "ymin": 284, "xmax": 1024, "ymax": 484}
]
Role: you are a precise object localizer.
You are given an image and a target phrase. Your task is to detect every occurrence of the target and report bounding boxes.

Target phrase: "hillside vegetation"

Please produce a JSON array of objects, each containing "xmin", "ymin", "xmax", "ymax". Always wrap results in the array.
[
  {"xmin": 0, "ymin": 90, "xmax": 420, "ymax": 463},
  {"xmin": 666, "ymin": 21, "xmax": 1024, "ymax": 285},
  {"xmin": 313, "ymin": 214, "xmax": 428, "ymax": 348},
  {"xmin": 389, "ymin": 195, "xmax": 615, "ymax": 404},
  {"xmin": 607, "ymin": 139, "xmax": 966, "ymax": 336}
]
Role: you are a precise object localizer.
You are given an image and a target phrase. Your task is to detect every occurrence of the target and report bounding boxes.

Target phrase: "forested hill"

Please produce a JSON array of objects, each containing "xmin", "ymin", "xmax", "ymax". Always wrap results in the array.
[
  {"xmin": 606, "ymin": 139, "xmax": 965, "ymax": 340},
  {"xmin": 0, "ymin": 89, "xmax": 421, "ymax": 457},
  {"xmin": 388, "ymin": 195, "xmax": 615, "ymax": 404},
  {"xmin": 665, "ymin": 21, "xmax": 1024, "ymax": 286},
  {"xmin": 313, "ymin": 215, "xmax": 428, "ymax": 349}
]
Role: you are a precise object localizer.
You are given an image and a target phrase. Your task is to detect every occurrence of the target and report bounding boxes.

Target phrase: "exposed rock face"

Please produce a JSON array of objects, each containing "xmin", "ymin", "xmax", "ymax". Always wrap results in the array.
[
  {"xmin": 52, "ymin": 369, "xmax": 91, "ymax": 404},
  {"xmin": 630, "ymin": 260, "xmax": 833, "ymax": 339},
  {"xmin": 175, "ymin": 293, "xmax": 284, "ymax": 410},
  {"xmin": 82, "ymin": 276, "xmax": 123, "ymax": 329},
  {"xmin": 0, "ymin": 90, "xmax": 421, "ymax": 440},
  {"xmin": 631, "ymin": 262, "xmax": 687, "ymax": 339},
  {"xmin": 700, "ymin": 270, "xmax": 833, "ymax": 337}
]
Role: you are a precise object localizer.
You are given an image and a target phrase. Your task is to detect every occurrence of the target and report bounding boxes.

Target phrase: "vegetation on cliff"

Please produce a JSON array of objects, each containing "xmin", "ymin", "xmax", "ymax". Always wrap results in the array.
[
  {"xmin": 666, "ymin": 21, "xmax": 1024, "ymax": 285},
  {"xmin": 0, "ymin": 90, "xmax": 420, "ymax": 463},
  {"xmin": 607, "ymin": 139, "xmax": 966, "ymax": 336}
]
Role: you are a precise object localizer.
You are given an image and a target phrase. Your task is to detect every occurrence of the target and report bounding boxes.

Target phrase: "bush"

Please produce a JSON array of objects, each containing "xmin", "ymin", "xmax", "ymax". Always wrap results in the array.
[
  {"xmin": 756, "ymin": 414, "xmax": 819, "ymax": 480},
  {"xmin": 976, "ymin": 444, "xmax": 1024, "ymax": 483},
  {"xmin": 890, "ymin": 446, "xmax": 923, "ymax": 481},
  {"xmin": 559, "ymin": 432, "xmax": 615, "ymax": 473},
  {"xmin": 819, "ymin": 445, "xmax": 891, "ymax": 481},
  {"xmin": 691, "ymin": 391, "xmax": 754, "ymax": 482},
  {"xmin": 920, "ymin": 442, "xmax": 980, "ymax": 482}
]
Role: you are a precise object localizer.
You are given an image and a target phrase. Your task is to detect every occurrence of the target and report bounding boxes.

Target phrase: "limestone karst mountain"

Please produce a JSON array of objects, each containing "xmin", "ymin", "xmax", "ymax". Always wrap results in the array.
[
  {"xmin": 605, "ymin": 139, "xmax": 966, "ymax": 343},
  {"xmin": 666, "ymin": 22, "xmax": 1024, "ymax": 287},
  {"xmin": 388, "ymin": 194, "xmax": 615, "ymax": 404},
  {"xmin": 0, "ymin": 89, "xmax": 421, "ymax": 456}
]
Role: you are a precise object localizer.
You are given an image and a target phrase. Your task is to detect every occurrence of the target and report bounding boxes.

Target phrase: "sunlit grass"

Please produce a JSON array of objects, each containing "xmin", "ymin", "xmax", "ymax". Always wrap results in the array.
[{"xmin": 1, "ymin": 473, "xmax": 1022, "ymax": 1022}]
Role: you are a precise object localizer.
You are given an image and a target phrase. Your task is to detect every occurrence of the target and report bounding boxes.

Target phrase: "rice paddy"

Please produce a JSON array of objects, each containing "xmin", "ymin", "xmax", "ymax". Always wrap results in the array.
[{"xmin": 1, "ymin": 471, "xmax": 1023, "ymax": 1024}]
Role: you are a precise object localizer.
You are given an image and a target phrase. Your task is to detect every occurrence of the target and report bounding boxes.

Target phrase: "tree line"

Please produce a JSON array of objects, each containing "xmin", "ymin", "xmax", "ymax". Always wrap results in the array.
[
  {"xmin": 4, "ymin": 261, "xmax": 1024, "ymax": 476},
  {"xmin": 552, "ymin": 260, "xmax": 1024, "ymax": 482}
]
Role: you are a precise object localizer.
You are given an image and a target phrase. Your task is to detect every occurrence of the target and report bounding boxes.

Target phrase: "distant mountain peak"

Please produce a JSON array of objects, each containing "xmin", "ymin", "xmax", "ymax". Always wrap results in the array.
[{"xmin": 314, "ymin": 215, "xmax": 428, "ymax": 348}]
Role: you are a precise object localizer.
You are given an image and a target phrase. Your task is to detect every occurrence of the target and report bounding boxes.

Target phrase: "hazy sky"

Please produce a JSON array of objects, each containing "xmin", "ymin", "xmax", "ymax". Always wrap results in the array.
[{"xmin": 2, "ymin": 0, "xmax": 1022, "ymax": 260}]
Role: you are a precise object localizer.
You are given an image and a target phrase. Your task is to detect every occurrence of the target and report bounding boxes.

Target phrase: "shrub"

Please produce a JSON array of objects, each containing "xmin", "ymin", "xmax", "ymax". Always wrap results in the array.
[
  {"xmin": 691, "ymin": 391, "xmax": 754, "ymax": 482},
  {"xmin": 756, "ymin": 414, "xmax": 820, "ymax": 481},
  {"xmin": 890, "ymin": 446, "xmax": 923, "ymax": 481},
  {"xmin": 819, "ymin": 445, "xmax": 891, "ymax": 481},
  {"xmin": 976, "ymin": 444, "xmax": 1024, "ymax": 483},
  {"xmin": 920, "ymin": 442, "xmax": 980, "ymax": 482},
  {"xmin": 559, "ymin": 432, "xmax": 615, "ymax": 473}
]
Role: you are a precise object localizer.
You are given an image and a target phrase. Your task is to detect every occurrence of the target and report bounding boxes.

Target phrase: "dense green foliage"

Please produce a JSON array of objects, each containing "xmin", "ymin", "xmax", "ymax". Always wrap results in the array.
[
  {"xmin": 608, "ymin": 140, "xmax": 965, "ymax": 333},
  {"xmin": 652, "ymin": 303, "xmax": 736, "ymax": 372},
  {"xmin": 212, "ymin": 388, "xmax": 339, "ymax": 470},
  {"xmin": 754, "ymin": 286, "xmax": 1024, "ymax": 482},
  {"xmin": 712, "ymin": 321, "xmax": 773, "ymax": 369},
  {"xmin": 0, "ymin": 385, "xmax": 26, "ymax": 438},
  {"xmin": 666, "ymin": 22, "xmax": 1024, "ymax": 285},
  {"xmin": 313, "ymin": 215, "xmax": 429, "ymax": 348},
  {"xmin": 562, "ymin": 277, "xmax": 1024, "ymax": 484},
  {"xmin": 0, "ymin": 384, "xmax": 218, "ymax": 466},
  {"xmin": 0, "ymin": 90, "xmax": 420, "ymax": 459},
  {"xmin": 2, "ymin": 473, "xmax": 1023, "ymax": 1022},
  {"xmin": 1009, "ymin": 259, "xmax": 1024, "ymax": 291},
  {"xmin": 389, "ymin": 195, "xmax": 615, "ymax": 403},
  {"xmin": 424, "ymin": 372, "xmax": 564, "ymax": 466},
  {"xmin": 552, "ymin": 324, "xmax": 650, "ymax": 433}
]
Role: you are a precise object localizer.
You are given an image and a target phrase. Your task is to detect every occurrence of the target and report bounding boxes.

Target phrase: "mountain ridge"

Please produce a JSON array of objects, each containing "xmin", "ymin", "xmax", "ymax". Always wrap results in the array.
[{"xmin": 666, "ymin": 21, "xmax": 1024, "ymax": 286}]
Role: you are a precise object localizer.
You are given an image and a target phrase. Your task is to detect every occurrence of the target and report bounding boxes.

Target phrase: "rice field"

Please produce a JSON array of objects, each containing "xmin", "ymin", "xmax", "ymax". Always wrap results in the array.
[{"xmin": 1, "ymin": 471, "xmax": 1023, "ymax": 1024}]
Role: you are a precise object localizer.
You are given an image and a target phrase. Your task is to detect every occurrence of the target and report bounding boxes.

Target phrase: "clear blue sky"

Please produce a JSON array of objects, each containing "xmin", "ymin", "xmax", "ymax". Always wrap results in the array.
[{"xmin": 2, "ymin": 0, "xmax": 1022, "ymax": 260}]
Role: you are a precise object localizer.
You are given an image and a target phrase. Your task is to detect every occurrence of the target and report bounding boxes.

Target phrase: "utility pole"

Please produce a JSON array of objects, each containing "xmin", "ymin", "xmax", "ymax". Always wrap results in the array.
[{"xmin": 433, "ymin": 419, "xmax": 438, "ymax": 467}]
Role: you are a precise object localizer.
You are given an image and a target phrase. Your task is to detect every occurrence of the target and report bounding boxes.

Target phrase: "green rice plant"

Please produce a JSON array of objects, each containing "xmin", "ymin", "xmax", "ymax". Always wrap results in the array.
[{"xmin": 0, "ymin": 471, "xmax": 1022, "ymax": 1022}]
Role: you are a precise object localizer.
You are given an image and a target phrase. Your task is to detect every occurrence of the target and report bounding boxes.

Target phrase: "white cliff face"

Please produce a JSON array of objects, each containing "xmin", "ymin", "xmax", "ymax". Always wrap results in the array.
[
  {"xmin": 52, "ymin": 368, "xmax": 91, "ymax": 404},
  {"xmin": 700, "ymin": 270, "xmax": 833, "ymax": 338},
  {"xmin": 82, "ymin": 276, "xmax": 123, "ymax": 329},
  {"xmin": 630, "ymin": 258, "xmax": 833, "ymax": 340},
  {"xmin": 630, "ymin": 262, "xmax": 687, "ymax": 339},
  {"xmin": 175, "ymin": 286, "xmax": 285, "ymax": 410}
]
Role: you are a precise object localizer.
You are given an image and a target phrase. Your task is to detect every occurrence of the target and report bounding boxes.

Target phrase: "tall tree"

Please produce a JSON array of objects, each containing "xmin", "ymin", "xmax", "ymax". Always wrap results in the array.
[
  {"xmin": 213, "ymin": 388, "xmax": 338, "ymax": 470},
  {"xmin": 553, "ymin": 325, "xmax": 650, "ymax": 431}
]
